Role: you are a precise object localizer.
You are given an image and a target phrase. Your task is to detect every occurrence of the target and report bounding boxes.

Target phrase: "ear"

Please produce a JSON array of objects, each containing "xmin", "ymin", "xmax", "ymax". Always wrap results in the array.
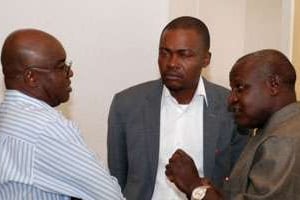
[
  {"xmin": 202, "ymin": 52, "xmax": 211, "ymax": 67},
  {"xmin": 266, "ymin": 74, "xmax": 280, "ymax": 96},
  {"xmin": 23, "ymin": 70, "xmax": 39, "ymax": 87}
]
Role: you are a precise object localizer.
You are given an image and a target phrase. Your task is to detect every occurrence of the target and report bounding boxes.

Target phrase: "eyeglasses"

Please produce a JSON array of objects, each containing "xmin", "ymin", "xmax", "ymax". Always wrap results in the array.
[{"xmin": 26, "ymin": 60, "xmax": 72, "ymax": 76}]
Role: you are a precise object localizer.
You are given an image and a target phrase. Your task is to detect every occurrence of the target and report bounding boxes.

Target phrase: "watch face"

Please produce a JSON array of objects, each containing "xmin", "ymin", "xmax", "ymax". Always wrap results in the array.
[{"xmin": 191, "ymin": 186, "xmax": 210, "ymax": 200}]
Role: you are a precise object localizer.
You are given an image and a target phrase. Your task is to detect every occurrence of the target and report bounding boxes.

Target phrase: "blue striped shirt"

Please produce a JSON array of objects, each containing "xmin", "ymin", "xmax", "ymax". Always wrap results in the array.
[{"xmin": 0, "ymin": 90, "xmax": 124, "ymax": 200}]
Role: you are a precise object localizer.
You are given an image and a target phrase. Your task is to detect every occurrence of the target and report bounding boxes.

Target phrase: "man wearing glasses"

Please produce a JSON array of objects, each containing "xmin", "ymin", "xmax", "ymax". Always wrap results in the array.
[{"xmin": 0, "ymin": 29, "xmax": 124, "ymax": 200}]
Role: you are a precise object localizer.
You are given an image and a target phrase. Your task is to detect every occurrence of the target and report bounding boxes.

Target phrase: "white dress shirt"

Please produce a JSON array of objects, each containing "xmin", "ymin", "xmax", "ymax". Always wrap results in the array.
[{"xmin": 152, "ymin": 77, "xmax": 208, "ymax": 200}]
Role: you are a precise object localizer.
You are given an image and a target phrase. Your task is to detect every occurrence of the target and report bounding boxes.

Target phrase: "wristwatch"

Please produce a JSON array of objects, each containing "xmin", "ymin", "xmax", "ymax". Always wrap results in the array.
[{"xmin": 191, "ymin": 185, "xmax": 210, "ymax": 200}]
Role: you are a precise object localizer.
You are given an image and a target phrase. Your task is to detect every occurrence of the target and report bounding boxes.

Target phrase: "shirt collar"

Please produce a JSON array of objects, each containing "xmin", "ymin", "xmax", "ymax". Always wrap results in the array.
[
  {"xmin": 162, "ymin": 76, "xmax": 208, "ymax": 106},
  {"xmin": 3, "ymin": 89, "xmax": 54, "ymax": 110}
]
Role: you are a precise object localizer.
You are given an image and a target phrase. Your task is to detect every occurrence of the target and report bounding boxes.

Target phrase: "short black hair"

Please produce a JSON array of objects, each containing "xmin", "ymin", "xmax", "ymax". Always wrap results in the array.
[
  {"xmin": 161, "ymin": 16, "xmax": 210, "ymax": 51},
  {"xmin": 235, "ymin": 49, "xmax": 296, "ymax": 90}
]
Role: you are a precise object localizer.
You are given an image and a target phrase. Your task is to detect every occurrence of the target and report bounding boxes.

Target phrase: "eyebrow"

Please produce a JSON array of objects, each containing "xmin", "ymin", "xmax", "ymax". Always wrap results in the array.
[
  {"xmin": 159, "ymin": 47, "xmax": 195, "ymax": 52},
  {"xmin": 53, "ymin": 59, "xmax": 66, "ymax": 67}
]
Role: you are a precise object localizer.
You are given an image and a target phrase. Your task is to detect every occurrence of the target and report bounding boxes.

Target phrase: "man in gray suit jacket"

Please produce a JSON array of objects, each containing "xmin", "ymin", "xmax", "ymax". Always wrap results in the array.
[
  {"xmin": 166, "ymin": 49, "xmax": 300, "ymax": 200},
  {"xmin": 107, "ymin": 16, "xmax": 248, "ymax": 200}
]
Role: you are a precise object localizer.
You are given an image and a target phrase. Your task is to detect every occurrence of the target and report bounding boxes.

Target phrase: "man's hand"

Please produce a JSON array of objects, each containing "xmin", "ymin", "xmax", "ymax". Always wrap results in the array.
[
  {"xmin": 165, "ymin": 149, "xmax": 223, "ymax": 200},
  {"xmin": 165, "ymin": 149, "xmax": 203, "ymax": 197}
]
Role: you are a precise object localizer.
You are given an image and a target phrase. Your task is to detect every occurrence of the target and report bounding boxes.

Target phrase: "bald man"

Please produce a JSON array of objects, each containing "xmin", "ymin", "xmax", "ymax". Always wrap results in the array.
[
  {"xmin": 0, "ymin": 29, "xmax": 124, "ymax": 200},
  {"xmin": 165, "ymin": 49, "xmax": 300, "ymax": 200}
]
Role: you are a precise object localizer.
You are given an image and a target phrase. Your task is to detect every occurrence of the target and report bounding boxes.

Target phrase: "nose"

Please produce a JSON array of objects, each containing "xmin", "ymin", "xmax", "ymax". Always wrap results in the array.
[
  {"xmin": 228, "ymin": 90, "xmax": 238, "ymax": 107},
  {"xmin": 167, "ymin": 54, "xmax": 179, "ymax": 69},
  {"xmin": 68, "ymin": 68, "xmax": 74, "ymax": 78}
]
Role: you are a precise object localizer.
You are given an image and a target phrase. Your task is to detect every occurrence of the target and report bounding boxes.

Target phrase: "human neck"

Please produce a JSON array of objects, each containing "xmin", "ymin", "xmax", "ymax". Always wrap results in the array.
[
  {"xmin": 170, "ymin": 88, "xmax": 196, "ymax": 104},
  {"xmin": 273, "ymin": 94, "xmax": 297, "ymax": 113}
]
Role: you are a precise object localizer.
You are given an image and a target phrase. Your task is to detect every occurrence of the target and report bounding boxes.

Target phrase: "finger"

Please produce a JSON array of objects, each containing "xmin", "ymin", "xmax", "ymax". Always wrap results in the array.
[
  {"xmin": 169, "ymin": 157, "xmax": 175, "ymax": 163},
  {"xmin": 176, "ymin": 149, "xmax": 195, "ymax": 163},
  {"xmin": 201, "ymin": 177, "xmax": 214, "ymax": 186},
  {"xmin": 169, "ymin": 153, "xmax": 180, "ymax": 163},
  {"xmin": 168, "ymin": 175, "xmax": 175, "ymax": 182},
  {"xmin": 165, "ymin": 171, "xmax": 175, "ymax": 182},
  {"xmin": 165, "ymin": 163, "xmax": 173, "ymax": 174},
  {"xmin": 165, "ymin": 163, "xmax": 171, "ymax": 170},
  {"xmin": 172, "ymin": 149, "xmax": 182, "ymax": 158},
  {"xmin": 176, "ymin": 148, "xmax": 186, "ymax": 156},
  {"xmin": 177, "ymin": 149, "xmax": 190, "ymax": 158},
  {"xmin": 165, "ymin": 166, "xmax": 175, "ymax": 182}
]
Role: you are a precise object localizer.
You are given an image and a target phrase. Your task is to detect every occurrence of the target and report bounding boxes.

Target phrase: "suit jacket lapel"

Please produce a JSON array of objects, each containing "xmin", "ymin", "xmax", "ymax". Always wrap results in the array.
[
  {"xmin": 144, "ymin": 80, "xmax": 163, "ymax": 184},
  {"xmin": 203, "ymin": 79, "xmax": 220, "ymax": 178}
]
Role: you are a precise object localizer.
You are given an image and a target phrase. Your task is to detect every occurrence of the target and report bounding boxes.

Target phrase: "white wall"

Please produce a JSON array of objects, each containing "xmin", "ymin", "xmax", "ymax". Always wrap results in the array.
[
  {"xmin": 293, "ymin": 0, "xmax": 300, "ymax": 99},
  {"xmin": 0, "ymin": 0, "xmax": 169, "ymax": 163},
  {"xmin": 244, "ymin": 0, "xmax": 294, "ymax": 57},
  {"xmin": 0, "ymin": 0, "xmax": 294, "ymax": 165}
]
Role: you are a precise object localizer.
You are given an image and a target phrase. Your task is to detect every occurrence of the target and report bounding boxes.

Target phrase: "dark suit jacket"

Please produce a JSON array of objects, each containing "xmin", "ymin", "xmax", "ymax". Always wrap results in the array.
[
  {"xmin": 224, "ymin": 102, "xmax": 300, "ymax": 200},
  {"xmin": 107, "ymin": 79, "xmax": 248, "ymax": 200}
]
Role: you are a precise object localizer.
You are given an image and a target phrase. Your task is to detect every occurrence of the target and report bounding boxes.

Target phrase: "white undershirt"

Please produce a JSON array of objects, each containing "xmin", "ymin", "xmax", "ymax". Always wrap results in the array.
[{"xmin": 152, "ymin": 77, "xmax": 208, "ymax": 200}]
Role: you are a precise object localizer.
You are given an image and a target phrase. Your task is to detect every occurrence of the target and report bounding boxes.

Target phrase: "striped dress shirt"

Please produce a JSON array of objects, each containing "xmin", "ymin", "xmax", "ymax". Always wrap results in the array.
[{"xmin": 0, "ymin": 90, "xmax": 124, "ymax": 200}]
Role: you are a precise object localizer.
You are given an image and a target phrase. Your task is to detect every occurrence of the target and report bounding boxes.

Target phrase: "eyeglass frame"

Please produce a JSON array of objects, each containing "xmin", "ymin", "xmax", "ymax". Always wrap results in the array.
[{"xmin": 24, "ymin": 60, "xmax": 72, "ymax": 76}]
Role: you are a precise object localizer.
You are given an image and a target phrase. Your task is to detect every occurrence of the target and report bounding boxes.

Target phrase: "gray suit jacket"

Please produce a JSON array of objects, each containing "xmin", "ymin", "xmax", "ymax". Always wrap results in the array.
[
  {"xmin": 224, "ymin": 102, "xmax": 300, "ymax": 200},
  {"xmin": 108, "ymin": 79, "xmax": 248, "ymax": 200}
]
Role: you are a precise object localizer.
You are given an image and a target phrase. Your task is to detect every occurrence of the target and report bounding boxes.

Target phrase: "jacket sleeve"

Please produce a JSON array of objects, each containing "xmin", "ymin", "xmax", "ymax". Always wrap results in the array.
[
  {"xmin": 107, "ymin": 94, "xmax": 128, "ymax": 190},
  {"xmin": 241, "ymin": 136, "xmax": 297, "ymax": 200}
]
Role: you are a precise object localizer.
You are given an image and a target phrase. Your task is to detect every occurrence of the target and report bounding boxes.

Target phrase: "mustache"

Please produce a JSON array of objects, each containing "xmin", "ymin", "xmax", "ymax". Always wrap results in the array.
[
  {"xmin": 227, "ymin": 104, "xmax": 234, "ymax": 112},
  {"xmin": 162, "ymin": 71, "xmax": 183, "ymax": 78}
]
